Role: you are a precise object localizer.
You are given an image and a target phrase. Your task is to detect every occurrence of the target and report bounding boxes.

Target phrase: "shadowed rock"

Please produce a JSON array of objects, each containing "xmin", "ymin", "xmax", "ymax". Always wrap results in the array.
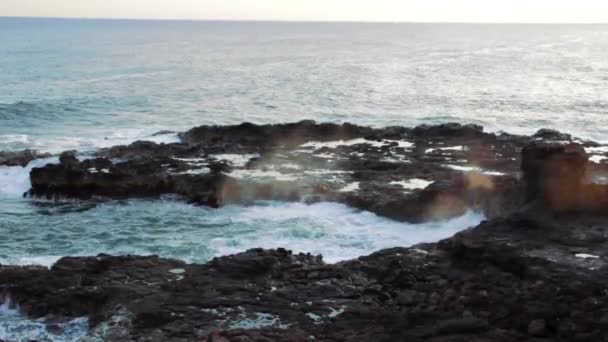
[
  {"xmin": 25, "ymin": 121, "xmax": 536, "ymax": 222},
  {"xmin": 0, "ymin": 149, "xmax": 51, "ymax": 167},
  {"xmin": 4, "ymin": 125, "xmax": 608, "ymax": 340}
]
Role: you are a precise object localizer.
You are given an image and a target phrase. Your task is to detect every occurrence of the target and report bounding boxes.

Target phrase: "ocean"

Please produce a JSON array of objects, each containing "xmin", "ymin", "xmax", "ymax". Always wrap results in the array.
[
  {"xmin": 1, "ymin": 18, "xmax": 608, "ymax": 153},
  {"xmin": 0, "ymin": 18, "xmax": 607, "ymax": 339},
  {"xmin": 2, "ymin": 17, "xmax": 608, "ymax": 265}
]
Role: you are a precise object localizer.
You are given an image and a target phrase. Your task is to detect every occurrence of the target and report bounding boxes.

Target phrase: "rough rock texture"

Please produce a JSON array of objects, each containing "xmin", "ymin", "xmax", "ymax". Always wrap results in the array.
[
  {"xmin": 4, "ymin": 122, "xmax": 608, "ymax": 341},
  {"xmin": 25, "ymin": 121, "xmax": 541, "ymax": 222},
  {"xmin": 0, "ymin": 149, "xmax": 50, "ymax": 167}
]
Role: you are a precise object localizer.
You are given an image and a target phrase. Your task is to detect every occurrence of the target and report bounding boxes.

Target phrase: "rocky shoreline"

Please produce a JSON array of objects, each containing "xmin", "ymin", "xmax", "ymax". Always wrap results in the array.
[{"xmin": 2, "ymin": 121, "xmax": 608, "ymax": 341}]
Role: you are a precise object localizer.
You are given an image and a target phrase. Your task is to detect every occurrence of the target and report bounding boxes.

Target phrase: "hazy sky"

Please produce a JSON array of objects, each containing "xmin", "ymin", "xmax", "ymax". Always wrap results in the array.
[{"xmin": 2, "ymin": 0, "xmax": 608, "ymax": 23}]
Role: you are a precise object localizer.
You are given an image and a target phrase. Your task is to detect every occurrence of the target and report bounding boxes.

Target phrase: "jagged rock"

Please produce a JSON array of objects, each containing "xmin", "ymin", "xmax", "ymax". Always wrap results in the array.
[
  {"xmin": 522, "ymin": 142, "xmax": 608, "ymax": 213},
  {"xmin": 528, "ymin": 319, "xmax": 548, "ymax": 337},
  {"xmin": 533, "ymin": 128, "xmax": 572, "ymax": 142},
  {"xmin": 25, "ymin": 121, "xmax": 541, "ymax": 222},
  {"xmin": 6, "ymin": 122, "xmax": 608, "ymax": 340},
  {"xmin": 0, "ymin": 149, "xmax": 51, "ymax": 167}
]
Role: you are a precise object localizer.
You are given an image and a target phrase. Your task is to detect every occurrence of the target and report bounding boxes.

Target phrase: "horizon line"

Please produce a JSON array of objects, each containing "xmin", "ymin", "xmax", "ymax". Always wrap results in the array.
[{"xmin": 1, "ymin": 15, "xmax": 607, "ymax": 25}]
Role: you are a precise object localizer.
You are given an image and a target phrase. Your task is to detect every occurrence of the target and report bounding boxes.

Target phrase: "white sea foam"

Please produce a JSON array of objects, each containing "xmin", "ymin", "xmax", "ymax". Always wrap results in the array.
[
  {"xmin": 589, "ymin": 155, "xmax": 608, "ymax": 163},
  {"xmin": 575, "ymin": 253, "xmax": 600, "ymax": 259},
  {"xmin": 142, "ymin": 132, "xmax": 180, "ymax": 145},
  {"xmin": 426, "ymin": 146, "xmax": 467, "ymax": 154},
  {"xmin": 210, "ymin": 202, "xmax": 484, "ymax": 263},
  {"xmin": 585, "ymin": 146, "xmax": 608, "ymax": 154},
  {"xmin": 382, "ymin": 155, "xmax": 410, "ymax": 163},
  {"xmin": 228, "ymin": 169, "xmax": 299, "ymax": 181},
  {"xmin": 390, "ymin": 179, "xmax": 434, "ymax": 191},
  {"xmin": 444, "ymin": 164, "xmax": 506, "ymax": 176},
  {"xmin": 0, "ymin": 157, "xmax": 58, "ymax": 198},
  {"xmin": 6, "ymin": 130, "xmax": 181, "ymax": 155},
  {"xmin": 303, "ymin": 169, "xmax": 353, "ymax": 175},
  {"xmin": 0, "ymin": 297, "xmax": 89, "ymax": 342},
  {"xmin": 0, "ymin": 256, "xmax": 64, "ymax": 268},
  {"xmin": 301, "ymin": 138, "xmax": 413, "ymax": 150},
  {"xmin": 313, "ymin": 153, "xmax": 338, "ymax": 159},
  {"xmin": 173, "ymin": 167, "xmax": 212, "ymax": 175},
  {"xmin": 227, "ymin": 312, "xmax": 290, "ymax": 330},
  {"xmin": 338, "ymin": 182, "xmax": 360, "ymax": 192},
  {"xmin": 0, "ymin": 134, "xmax": 30, "ymax": 145}
]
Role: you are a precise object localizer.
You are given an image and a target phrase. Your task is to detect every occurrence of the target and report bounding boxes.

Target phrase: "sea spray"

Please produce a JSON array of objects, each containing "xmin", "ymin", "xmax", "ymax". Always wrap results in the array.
[
  {"xmin": 0, "ymin": 200, "xmax": 484, "ymax": 267},
  {"xmin": 0, "ymin": 157, "xmax": 58, "ymax": 198},
  {"xmin": 0, "ymin": 295, "xmax": 89, "ymax": 342}
]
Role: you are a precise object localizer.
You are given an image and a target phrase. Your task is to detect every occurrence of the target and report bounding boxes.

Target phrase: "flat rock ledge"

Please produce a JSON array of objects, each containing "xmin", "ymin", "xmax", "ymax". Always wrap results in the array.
[
  {"xmin": 3, "ymin": 122, "xmax": 608, "ymax": 341},
  {"xmin": 26, "ymin": 121, "xmax": 537, "ymax": 222}
]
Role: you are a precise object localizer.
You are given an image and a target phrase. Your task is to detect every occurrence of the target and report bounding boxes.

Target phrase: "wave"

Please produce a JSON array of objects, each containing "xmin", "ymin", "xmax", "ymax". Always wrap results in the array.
[
  {"xmin": 0, "ymin": 297, "xmax": 88, "ymax": 342},
  {"xmin": 0, "ymin": 200, "xmax": 484, "ymax": 267},
  {"xmin": 0, "ymin": 157, "xmax": 58, "ymax": 198},
  {"xmin": 212, "ymin": 203, "xmax": 483, "ymax": 263},
  {"xmin": 0, "ymin": 101, "xmax": 70, "ymax": 124}
]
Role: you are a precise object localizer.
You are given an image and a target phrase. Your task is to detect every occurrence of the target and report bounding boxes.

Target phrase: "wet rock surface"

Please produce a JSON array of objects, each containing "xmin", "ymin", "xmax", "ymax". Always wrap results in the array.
[
  {"xmin": 25, "ymin": 121, "xmax": 539, "ymax": 222},
  {"xmin": 4, "ymin": 121, "xmax": 608, "ymax": 341},
  {"xmin": 0, "ymin": 149, "xmax": 51, "ymax": 167}
]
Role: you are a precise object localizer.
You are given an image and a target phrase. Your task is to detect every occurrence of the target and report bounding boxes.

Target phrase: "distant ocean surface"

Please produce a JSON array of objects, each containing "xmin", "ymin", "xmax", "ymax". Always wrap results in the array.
[{"xmin": 1, "ymin": 18, "xmax": 608, "ymax": 153}]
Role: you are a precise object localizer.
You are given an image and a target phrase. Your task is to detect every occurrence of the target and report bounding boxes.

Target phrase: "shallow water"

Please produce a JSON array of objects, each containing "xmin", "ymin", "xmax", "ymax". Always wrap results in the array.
[
  {"xmin": 0, "ymin": 196, "xmax": 483, "ymax": 266},
  {"xmin": 0, "ymin": 299, "xmax": 89, "ymax": 342}
]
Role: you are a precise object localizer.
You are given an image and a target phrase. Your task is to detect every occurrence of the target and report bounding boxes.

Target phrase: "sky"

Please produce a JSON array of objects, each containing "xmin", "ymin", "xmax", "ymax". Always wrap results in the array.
[{"xmin": 2, "ymin": 0, "xmax": 608, "ymax": 23}]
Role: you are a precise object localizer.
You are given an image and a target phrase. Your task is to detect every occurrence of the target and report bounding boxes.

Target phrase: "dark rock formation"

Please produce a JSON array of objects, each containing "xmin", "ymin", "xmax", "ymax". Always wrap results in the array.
[
  {"xmin": 4, "ymin": 122, "xmax": 608, "ymax": 340},
  {"xmin": 179, "ymin": 121, "xmax": 376, "ymax": 148},
  {"xmin": 3, "ymin": 224, "xmax": 608, "ymax": 341},
  {"xmin": 0, "ymin": 149, "xmax": 51, "ymax": 167},
  {"xmin": 26, "ymin": 121, "xmax": 538, "ymax": 222},
  {"xmin": 522, "ymin": 143, "xmax": 608, "ymax": 214}
]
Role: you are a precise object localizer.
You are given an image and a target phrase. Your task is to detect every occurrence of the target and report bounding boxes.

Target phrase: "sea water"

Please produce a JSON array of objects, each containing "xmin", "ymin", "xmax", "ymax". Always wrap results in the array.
[{"xmin": 1, "ymin": 19, "xmax": 606, "ymax": 340}]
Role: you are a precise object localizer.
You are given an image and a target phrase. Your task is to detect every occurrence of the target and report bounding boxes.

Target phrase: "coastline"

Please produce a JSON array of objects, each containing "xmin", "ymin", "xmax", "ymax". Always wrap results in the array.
[{"xmin": 2, "ymin": 121, "xmax": 608, "ymax": 340}]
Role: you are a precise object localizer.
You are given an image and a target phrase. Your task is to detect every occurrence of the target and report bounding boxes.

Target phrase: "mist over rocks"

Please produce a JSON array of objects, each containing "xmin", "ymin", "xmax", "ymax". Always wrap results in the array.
[
  {"xmin": 26, "ymin": 121, "xmax": 537, "ymax": 222},
  {"xmin": 4, "ymin": 121, "xmax": 608, "ymax": 340}
]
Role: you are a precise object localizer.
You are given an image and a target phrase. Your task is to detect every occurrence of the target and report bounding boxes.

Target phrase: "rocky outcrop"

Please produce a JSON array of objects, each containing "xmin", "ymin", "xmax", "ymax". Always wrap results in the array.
[
  {"xmin": 0, "ymin": 149, "xmax": 50, "ymax": 167},
  {"xmin": 3, "ymin": 221, "xmax": 608, "ymax": 341},
  {"xmin": 522, "ymin": 143, "xmax": 608, "ymax": 214},
  {"xmin": 4, "ymin": 123, "xmax": 608, "ymax": 340},
  {"xmin": 25, "ymin": 121, "xmax": 540, "ymax": 222}
]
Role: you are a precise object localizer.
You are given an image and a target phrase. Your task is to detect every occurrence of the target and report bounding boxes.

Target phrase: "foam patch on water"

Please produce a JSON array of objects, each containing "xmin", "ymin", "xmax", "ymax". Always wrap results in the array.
[
  {"xmin": 0, "ymin": 134, "xmax": 30, "ymax": 147},
  {"xmin": 227, "ymin": 312, "xmax": 291, "ymax": 330},
  {"xmin": 0, "ymin": 130, "xmax": 180, "ymax": 154},
  {"xmin": 228, "ymin": 169, "xmax": 299, "ymax": 181},
  {"xmin": 589, "ymin": 155, "xmax": 608, "ymax": 163},
  {"xmin": 142, "ymin": 132, "xmax": 181, "ymax": 145},
  {"xmin": 0, "ymin": 157, "xmax": 58, "ymax": 198},
  {"xmin": 382, "ymin": 155, "xmax": 410, "ymax": 163},
  {"xmin": 0, "ymin": 200, "xmax": 484, "ymax": 267},
  {"xmin": 210, "ymin": 202, "xmax": 484, "ymax": 263},
  {"xmin": 585, "ymin": 146, "xmax": 608, "ymax": 154},
  {"xmin": 338, "ymin": 182, "xmax": 360, "ymax": 192},
  {"xmin": 6, "ymin": 256, "xmax": 64, "ymax": 268},
  {"xmin": 444, "ymin": 164, "xmax": 506, "ymax": 176},
  {"xmin": 575, "ymin": 253, "xmax": 600, "ymax": 259},
  {"xmin": 426, "ymin": 146, "xmax": 467, "ymax": 154},
  {"xmin": 173, "ymin": 167, "xmax": 212, "ymax": 175},
  {"xmin": 390, "ymin": 179, "xmax": 434, "ymax": 191},
  {"xmin": 301, "ymin": 138, "xmax": 413, "ymax": 150},
  {"xmin": 0, "ymin": 298, "xmax": 89, "ymax": 342}
]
